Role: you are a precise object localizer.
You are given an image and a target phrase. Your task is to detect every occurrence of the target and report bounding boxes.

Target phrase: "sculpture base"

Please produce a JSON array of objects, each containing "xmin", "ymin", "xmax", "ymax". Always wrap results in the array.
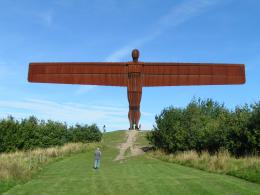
[{"xmin": 128, "ymin": 128, "xmax": 140, "ymax": 131}]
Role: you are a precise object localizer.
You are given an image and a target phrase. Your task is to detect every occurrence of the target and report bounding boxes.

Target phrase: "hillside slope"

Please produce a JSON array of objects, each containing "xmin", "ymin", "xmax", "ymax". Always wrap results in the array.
[{"xmin": 4, "ymin": 130, "xmax": 260, "ymax": 195}]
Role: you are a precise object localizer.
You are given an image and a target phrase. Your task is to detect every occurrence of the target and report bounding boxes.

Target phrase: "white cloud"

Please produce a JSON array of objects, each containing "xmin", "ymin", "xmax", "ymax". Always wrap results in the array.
[
  {"xmin": 75, "ymin": 85, "xmax": 96, "ymax": 95},
  {"xmin": 105, "ymin": 31, "xmax": 160, "ymax": 62},
  {"xmin": 0, "ymin": 58, "xmax": 9, "ymax": 75},
  {"xmin": 0, "ymin": 99, "xmax": 131, "ymax": 130},
  {"xmin": 158, "ymin": 0, "xmax": 217, "ymax": 28},
  {"xmin": 141, "ymin": 111, "xmax": 154, "ymax": 116},
  {"xmin": 0, "ymin": 98, "xmax": 155, "ymax": 131},
  {"xmin": 38, "ymin": 10, "xmax": 54, "ymax": 27},
  {"xmin": 105, "ymin": 0, "xmax": 220, "ymax": 62},
  {"xmin": 0, "ymin": 63, "xmax": 18, "ymax": 78},
  {"xmin": 0, "ymin": 65, "xmax": 7, "ymax": 77},
  {"xmin": 54, "ymin": 0, "xmax": 74, "ymax": 7}
]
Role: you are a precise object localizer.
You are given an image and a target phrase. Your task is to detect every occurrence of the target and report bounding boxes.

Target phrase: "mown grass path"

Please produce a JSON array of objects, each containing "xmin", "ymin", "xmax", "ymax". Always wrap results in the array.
[{"xmin": 4, "ymin": 131, "xmax": 260, "ymax": 195}]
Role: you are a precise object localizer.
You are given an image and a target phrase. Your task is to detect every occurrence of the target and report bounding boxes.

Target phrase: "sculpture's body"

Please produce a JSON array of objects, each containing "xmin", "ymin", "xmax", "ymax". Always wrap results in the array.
[{"xmin": 28, "ymin": 49, "xmax": 245, "ymax": 129}]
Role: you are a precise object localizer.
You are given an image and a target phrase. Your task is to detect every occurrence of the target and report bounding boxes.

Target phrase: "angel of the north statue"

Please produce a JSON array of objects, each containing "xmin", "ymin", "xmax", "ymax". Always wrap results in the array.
[{"xmin": 28, "ymin": 49, "xmax": 245, "ymax": 130}]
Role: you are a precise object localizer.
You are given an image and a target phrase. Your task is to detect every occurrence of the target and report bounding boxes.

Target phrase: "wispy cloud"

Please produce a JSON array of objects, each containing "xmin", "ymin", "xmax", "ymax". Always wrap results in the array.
[
  {"xmin": 0, "ymin": 99, "xmax": 130, "ymax": 130},
  {"xmin": 75, "ymin": 85, "xmax": 96, "ymax": 95},
  {"xmin": 38, "ymin": 10, "xmax": 54, "ymax": 27},
  {"xmin": 0, "ymin": 64, "xmax": 8, "ymax": 77},
  {"xmin": 105, "ymin": 31, "xmax": 160, "ymax": 62},
  {"xmin": 0, "ymin": 61, "xmax": 18, "ymax": 78},
  {"xmin": 157, "ymin": 0, "xmax": 218, "ymax": 28},
  {"xmin": 105, "ymin": 0, "xmax": 220, "ymax": 61},
  {"xmin": 0, "ymin": 98, "xmax": 154, "ymax": 130},
  {"xmin": 54, "ymin": 0, "xmax": 74, "ymax": 7}
]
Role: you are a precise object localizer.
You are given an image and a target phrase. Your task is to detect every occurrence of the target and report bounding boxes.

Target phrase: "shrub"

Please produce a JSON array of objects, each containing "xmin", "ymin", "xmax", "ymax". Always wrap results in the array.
[
  {"xmin": 148, "ymin": 98, "xmax": 260, "ymax": 156},
  {"xmin": 0, "ymin": 116, "xmax": 102, "ymax": 153},
  {"xmin": 70, "ymin": 124, "xmax": 102, "ymax": 143}
]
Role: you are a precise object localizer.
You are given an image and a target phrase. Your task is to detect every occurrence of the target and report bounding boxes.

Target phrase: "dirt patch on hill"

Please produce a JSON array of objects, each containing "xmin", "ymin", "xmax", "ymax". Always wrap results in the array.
[{"xmin": 115, "ymin": 130, "xmax": 144, "ymax": 161}]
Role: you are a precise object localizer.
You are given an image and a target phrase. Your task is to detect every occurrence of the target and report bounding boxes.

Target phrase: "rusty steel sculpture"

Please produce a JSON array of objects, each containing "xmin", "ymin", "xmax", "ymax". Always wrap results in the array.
[{"xmin": 28, "ymin": 49, "xmax": 245, "ymax": 129}]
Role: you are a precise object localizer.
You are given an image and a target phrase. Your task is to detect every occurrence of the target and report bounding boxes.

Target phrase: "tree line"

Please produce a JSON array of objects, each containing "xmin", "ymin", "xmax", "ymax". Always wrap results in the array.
[
  {"xmin": 0, "ymin": 116, "xmax": 102, "ymax": 153},
  {"xmin": 147, "ymin": 98, "xmax": 260, "ymax": 156}
]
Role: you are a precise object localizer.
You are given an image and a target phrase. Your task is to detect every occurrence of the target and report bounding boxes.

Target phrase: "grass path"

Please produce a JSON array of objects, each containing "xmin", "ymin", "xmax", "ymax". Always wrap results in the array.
[{"xmin": 4, "ymin": 130, "xmax": 260, "ymax": 195}]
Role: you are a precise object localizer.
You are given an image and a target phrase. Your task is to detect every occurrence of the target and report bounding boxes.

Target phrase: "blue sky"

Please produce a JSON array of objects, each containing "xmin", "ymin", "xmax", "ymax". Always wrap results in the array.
[{"xmin": 0, "ymin": 0, "xmax": 259, "ymax": 131}]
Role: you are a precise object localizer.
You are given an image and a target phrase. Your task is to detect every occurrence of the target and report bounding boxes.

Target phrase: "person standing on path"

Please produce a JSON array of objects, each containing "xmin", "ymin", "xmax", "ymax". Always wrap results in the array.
[{"xmin": 94, "ymin": 148, "xmax": 101, "ymax": 169}]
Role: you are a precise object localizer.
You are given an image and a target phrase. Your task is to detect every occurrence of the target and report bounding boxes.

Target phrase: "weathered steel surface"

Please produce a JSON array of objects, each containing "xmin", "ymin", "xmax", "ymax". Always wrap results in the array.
[
  {"xmin": 28, "ymin": 62, "xmax": 128, "ymax": 86},
  {"xmin": 142, "ymin": 63, "xmax": 245, "ymax": 86},
  {"xmin": 28, "ymin": 50, "xmax": 246, "ymax": 129},
  {"xmin": 127, "ymin": 62, "xmax": 143, "ymax": 129}
]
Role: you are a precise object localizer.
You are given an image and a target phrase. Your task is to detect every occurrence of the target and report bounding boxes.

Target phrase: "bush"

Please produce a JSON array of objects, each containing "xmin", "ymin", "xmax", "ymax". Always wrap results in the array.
[
  {"xmin": 70, "ymin": 124, "xmax": 102, "ymax": 143},
  {"xmin": 0, "ymin": 116, "xmax": 102, "ymax": 153},
  {"xmin": 147, "ymin": 98, "xmax": 260, "ymax": 156}
]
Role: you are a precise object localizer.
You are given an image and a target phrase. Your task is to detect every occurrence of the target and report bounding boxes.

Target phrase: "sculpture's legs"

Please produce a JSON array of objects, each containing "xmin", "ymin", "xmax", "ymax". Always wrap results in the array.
[
  {"xmin": 128, "ymin": 91, "xmax": 142, "ymax": 129},
  {"xmin": 127, "ymin": 72, "xmax": 142, "ymax": 130}
]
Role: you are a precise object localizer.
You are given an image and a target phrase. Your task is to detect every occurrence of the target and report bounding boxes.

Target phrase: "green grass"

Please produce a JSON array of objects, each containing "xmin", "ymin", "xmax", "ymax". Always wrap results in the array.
[
  {"xmin": 0, "ymin": 142, "xmax": 101, "ymax": 194},
  {"xmin": 150, "ymin": 149, "xmax": 260, "ymax": 184},
  {"xmin": 2, "ymin": 130, "xmax": 260, "ymax": 195},
  {"xmin": 135, "ymin": 130, "xmax": 150, "ymax": 146},
  {"xmin": 0, "ymin": 181, "xmax": 16, "ymax": 194},
  {"xmin": 229, "ymin": 165, "xmax": 260, "ymax": 184}
]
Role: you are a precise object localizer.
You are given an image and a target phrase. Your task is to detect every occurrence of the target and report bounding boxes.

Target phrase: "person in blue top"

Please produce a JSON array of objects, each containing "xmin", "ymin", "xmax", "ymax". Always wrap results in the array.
[{"xmin": 94, "ymin": 148, "xmax": 101, "ymax": 169}]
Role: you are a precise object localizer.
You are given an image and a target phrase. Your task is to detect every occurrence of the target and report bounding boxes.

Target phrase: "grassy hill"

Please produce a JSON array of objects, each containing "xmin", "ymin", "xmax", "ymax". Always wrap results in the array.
[{"xmin": 2, "ymin": 130, "xmax": 260, "ymax": 195}]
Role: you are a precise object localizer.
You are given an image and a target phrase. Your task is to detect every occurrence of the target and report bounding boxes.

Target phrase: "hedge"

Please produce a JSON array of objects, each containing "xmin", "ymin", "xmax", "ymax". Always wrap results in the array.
[{"xmin": 0, "ymin": 116, "xmax": 102, "ymax": 153}]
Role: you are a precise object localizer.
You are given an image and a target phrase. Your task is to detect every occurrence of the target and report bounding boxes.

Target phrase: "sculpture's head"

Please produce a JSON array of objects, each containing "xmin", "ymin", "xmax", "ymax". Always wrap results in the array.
[{"xmin": 132, "ymin": 49, "xmax": 139, "ymax": 62}]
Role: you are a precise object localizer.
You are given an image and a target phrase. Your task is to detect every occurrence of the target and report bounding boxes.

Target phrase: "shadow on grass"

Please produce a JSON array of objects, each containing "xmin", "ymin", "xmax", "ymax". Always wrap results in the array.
[
  {"xmin": 0, "ymin": 181, "xmax": 17, "ymax": 194},
  {"xmin": 140, "ymin": 146, "xmax": 154, "ymax": 153}
]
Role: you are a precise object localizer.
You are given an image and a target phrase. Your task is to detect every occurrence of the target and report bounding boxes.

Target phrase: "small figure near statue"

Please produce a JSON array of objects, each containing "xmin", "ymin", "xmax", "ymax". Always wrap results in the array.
[{"xmin": 103, "ymin": 125, "xmax": 106, "ymax": 133}]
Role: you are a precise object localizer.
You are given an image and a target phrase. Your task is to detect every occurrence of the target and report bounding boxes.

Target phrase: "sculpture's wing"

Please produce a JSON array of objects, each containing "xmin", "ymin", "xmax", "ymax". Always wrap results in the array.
[
  {"xmin": 142, "ymin": 63, "xmax": 245, "ymax": 86},
  {"xmin": 28, "ymin": 62, "xmax": 128, "ymax": 86}
]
